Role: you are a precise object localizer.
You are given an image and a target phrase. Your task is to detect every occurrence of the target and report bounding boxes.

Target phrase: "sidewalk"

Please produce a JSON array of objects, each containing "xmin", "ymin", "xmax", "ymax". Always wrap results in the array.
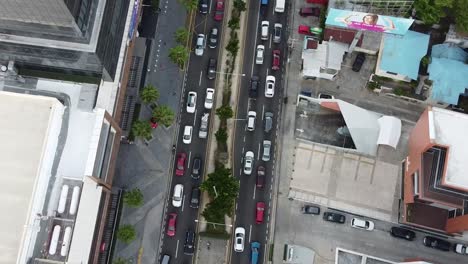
[{"xmin": 112, "ymin": 0, "xmax": 187, "ymax": 263}]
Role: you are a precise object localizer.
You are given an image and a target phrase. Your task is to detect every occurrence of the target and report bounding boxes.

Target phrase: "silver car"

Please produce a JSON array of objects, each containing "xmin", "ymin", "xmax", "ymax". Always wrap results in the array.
[
  {"xmin": 244, "ymin": 151, "xmax": 254, "ymax": 175},
  {"xmin": 262, "ymin": 140, "xmax": 271, "ymax": 161},
  {"xmin": 195, "ymin": 34, "xmax": 205, "ymax": 56},
  {"xmin": 264, "ymin": 112, "xmax": 273, "ymax": 133}
]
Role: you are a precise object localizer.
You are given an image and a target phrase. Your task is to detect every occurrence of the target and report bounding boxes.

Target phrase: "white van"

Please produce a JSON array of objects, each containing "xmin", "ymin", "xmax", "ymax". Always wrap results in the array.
[
  {"xmin": 260, "ymin": 21, "xmax": 269, "ymax": 40},
  {"xmin": 274, "ymin": 0, "xmax": 285, "ymax": 13}
]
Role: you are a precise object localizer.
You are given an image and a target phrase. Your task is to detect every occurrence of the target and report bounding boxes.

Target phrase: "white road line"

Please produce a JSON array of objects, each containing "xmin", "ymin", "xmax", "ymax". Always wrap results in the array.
[
  {"xmin": 199, "ymin": 70, "xmax": 203, "ymax": 86},
  {"xmin": 257, "ymin": 143, "xmax": 261, "ymax": 160},
  {"xmin": 249, "ymin": 225, "xmax": 252, "ymax": 243},
  {"xmin": 251, "ymin": 4, "xmax": 261, "ymax": 76},
  {"xmin": 269, "ymin": 34, "xmax": 272, "ymax": 49},
  {"xmin": 236, "ymin": 203, "xmax": 238, "ymax": 210},
  {"xmin": 253, "ymin": 185, "xmax": 256, "ymax": 200},
  {"xmin": 242, "ymin": 147, "xmax": 244, "ymax": 153},
  {"xmin": 188, "ymin": 151, "xmax": 192, "ymax": 168},
  {"xmin": 193, "ymin": 109, "xmax": 197, "ymax": 126},
  {"xmin": 243, "ymin": 135, "xmax": 246, "ymax": 142},
  {"xmin": 269, "ymin": 192, "xmax": 272, "ymax": 199},
  {"xmin": 208, "ymin": 0, "xmax": 213, "ymax": 13},
  {"xmin": 181, "ymin": 195, "xmax": 185, "ymax": 212},
  {"xmin": 239, "ymin": 168, "xmax": 242, "ymax": 175},
  {"xmin": 175, "ymin": 239, "xmax": 180, "ymax": 258},
  {"xmin": 261, "ymin": 105, "xmax": 265, "ymax": 121}
]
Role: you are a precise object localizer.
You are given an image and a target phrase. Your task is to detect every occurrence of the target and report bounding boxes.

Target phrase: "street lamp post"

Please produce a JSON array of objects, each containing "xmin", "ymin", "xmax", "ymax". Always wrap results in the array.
[
  {"xmin": 215, "ymin": 71, "xmax": 246, "ymax": 76},
  {"xmin": 194, "ymin": 219, "xmax": 233, "ymax": 228}
]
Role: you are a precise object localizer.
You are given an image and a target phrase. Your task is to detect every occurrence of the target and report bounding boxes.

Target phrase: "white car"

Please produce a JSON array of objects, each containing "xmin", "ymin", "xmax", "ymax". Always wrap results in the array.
[
  {"xmin": 243, "ymin": 151, "xmax": 254, "ymax": 175},
  {"xmin": 172, "ymin": 184, "xmax": 184, "ymax": 207},
  {"xmin": 255, "ymin": 45, "xmax": 265, "ymax": 65},
  {"xmin": 455, "ymin": 243, "xmax": 468, "ymax": 254},
  {"xmin": 262, "ymin": 140, "xmax": 271, "ymax": 161},
  {"xmin": 199, "ymin": 113, "xmax": 209, "ymax": 139},
  {"xmin": 234, "ymin": 227, "xmax": 245, "ymax": 252},
  {"xmin": 247, "ymin": 111, "xmax": 256, "ymax": 131},
  {"xmin": 265, "ymin": 75, "xmax": 275, "ymax": 98},
  {"xmin": 195, "ymin": 34, "xmax": 205, "ymax": 56},
  {"xmin": 204, "ymin": 88, "xmax": 215, "ymax": 109},
  {"xmin": 260, "ymin": 21, "xmax": 269, "ymax": 40},
  {"xmin": 351, "ymin": 218, "xmax": 375, "ymax": 231},
  {"xmin": 183, "ymin": 126, "xmax": 193, "ymax": 144},
  {"xmin": 186, "ymin": 91, "xmax": 197, "ymax": 113}
]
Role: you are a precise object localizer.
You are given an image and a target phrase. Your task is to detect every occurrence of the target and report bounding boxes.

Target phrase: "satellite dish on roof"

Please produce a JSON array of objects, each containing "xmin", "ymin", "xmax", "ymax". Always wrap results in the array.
[{"xmin": 0, "ymin": 65, "xmax": 7, "ymax": 72}]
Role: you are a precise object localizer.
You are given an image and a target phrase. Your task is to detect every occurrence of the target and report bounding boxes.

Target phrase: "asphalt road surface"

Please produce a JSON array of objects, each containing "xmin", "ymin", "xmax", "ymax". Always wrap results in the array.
[
  {"xmin": 158, "ymin": 1, "xmax": 225, "ymax": 263},
  {"xmin": 230, "ymin": 1, "xmax": 288, "ymax": 264}
]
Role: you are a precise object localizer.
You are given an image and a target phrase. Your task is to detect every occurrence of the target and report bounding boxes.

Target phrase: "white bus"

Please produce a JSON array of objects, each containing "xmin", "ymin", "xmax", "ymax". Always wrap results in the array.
[{"xmin": 274, "ymin": 0, "xmax": 285, "ymax": 13}]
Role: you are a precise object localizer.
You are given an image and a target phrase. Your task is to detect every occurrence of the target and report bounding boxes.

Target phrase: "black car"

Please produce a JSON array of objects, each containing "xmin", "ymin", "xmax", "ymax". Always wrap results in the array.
[
  {"xmin": 352, "ymin": 52, "xmax": 366, "ymax": 72},
  {"xmin": 191, "ymin": 157, "xmax": 202, "ymax": 179},
  {"xmin": 207, "ymin": 59, "xmax": 217, "ymax": 80},
  {"xmin": 323, "ymin": 212, "xmax": 345, "ymax": 223},
  {"xmin": 198, "ymin": 0, "xmax": 208, "ymax": 14},
  {"xmin": 190, "ymin": 187, "xmax": 200, "ymax": 208},
  {"xmin": 184, "ymin": 230, "xmax": 196, "ymax": 255},
  {"xmin": 250, "ymin": 76, "xmax": 259, "ymax": 97},
  {"xmin": 302, "ymin": 205, "xmax": 320, "ymax": 215},
  {"xmin": 256, "ymin": 166, "xmax": 265, "ymax": 188},
  {"xmin": 208, "ymin": 27, "xmax": 218, "ymax": 48},
  {"xmin": 390, "ymin": 226, "xmax": 415, "ymax": 241},
  {"xmin": 423, "ymin": 236, "xmax": 451, "ymax": 251}
]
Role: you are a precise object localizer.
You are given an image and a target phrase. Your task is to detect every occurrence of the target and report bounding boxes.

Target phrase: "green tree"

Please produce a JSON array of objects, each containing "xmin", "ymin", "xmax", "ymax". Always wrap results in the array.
[
  {"xmin": 113, "ymin": 257, "xmax": 130, "ymax": 264},
  {"xmin": 216, "ymin": 105, "xmax": 233, "ymax": 120},
  {"xmin": 413, "ymin": 0, "xmax": 453, "ymax": 25},
  {"xmin": 152, "ymin": 105, "xmax": 175, "ymax": 127},
  {"xmin": 132, "ymin": 119, "xmax": 152, "ymax": 140},
  {"xmin": 123, "ymin": 188, "xmax": 144, "ymax": 208},
  {"xmin": 117, "ymin": 225, "xmax": 136, "ymax": 244},
  {"xmin": 233, "ymin": 0, "xmax": 246, "ymax": 12},
  {"xmin": 169, "ymin": 45, "xmax": 189, "ymax": 68},
  {"xmin": 454, "ymin": 0, "xmax": 468, "ymax": 32},
  {"xmin": 201, "ymin": 166, "xmax": 239, "ymax": 216},
  {"xmin": 179, "ymin": 0, "xmax": 198, "ymax": 10},
  {"xmin": 215, "ymin": 128, "xmax": 228, "ymax": 143},
  {"xmin": 175, "ymin": 28, "xmax": 190, "ymax": 45},
  {"xmin": 228, "ymin": 17, "xmax": 240, "ymax": 30},
  {"xmin": 202, "ymin": 199, "xmax": 226, "ymax": 223},
  {"xmin": 140, "ymin": 84, "xmax": 160, "ymax": 104},
  {"xmin": 225, "ymin": 33, "xmax": 239, "ymax": 57}
]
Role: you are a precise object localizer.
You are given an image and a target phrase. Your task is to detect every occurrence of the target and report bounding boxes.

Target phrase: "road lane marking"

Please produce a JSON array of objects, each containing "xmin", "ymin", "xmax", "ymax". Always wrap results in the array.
[
  {"xmin": 261, "ymin": 105, "xmax": 265, "ymax": 121},
  {"xmin": 175, "ymin": 239, "xmax": 180, "ymax": 258},
  {"xmin": 188, "ymin": 151, "xmax": 192, "ymax": 168},
  {"xmin": 199, "ymin": 70, "xmax": 203, "ymax": 86},
  {"xmin": 257, "ymin": 143, "xmax": 261, "ymax": 160},
  {"xmin": 269, "ymin": 34, "xmax": 272, "ymax": 49},
  {"xmin": 208, "ymin": 0, "xmax": 213, "ymax": 14},
  {"xmin": 266, "ymin": 68, "xmax": 269, "ymax": 76},
  {"xmin": 193, "ymin": 109, "xmax": 197, "ymax": 126},
  {"xmin": 243, "ymin": 135, "xmax": 246, "ymax": 142},
  {"xmin": 253, "ymin": 185, "xmax": 256, "ymax": 200},
  {"xmin": 249, "ymin": 225, "xmax": 252, "ymax": 243},
  {"xmin": 181, "ymin": 194, "xmax": 185, "ymax": 212},
  {"xmin": 251, "ymin": 5, "xmax": 261, "ymax": 76}
]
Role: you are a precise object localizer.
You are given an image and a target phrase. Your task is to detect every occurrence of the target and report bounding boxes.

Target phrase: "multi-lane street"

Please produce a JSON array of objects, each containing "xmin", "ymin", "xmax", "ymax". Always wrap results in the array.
[
  {"xmin": 230, "ymin": 1, "xmax": 288, "ymax": 264},
  {"xmin": 158, "ymin": 1, "xmax": 225, "ymax": 262}
]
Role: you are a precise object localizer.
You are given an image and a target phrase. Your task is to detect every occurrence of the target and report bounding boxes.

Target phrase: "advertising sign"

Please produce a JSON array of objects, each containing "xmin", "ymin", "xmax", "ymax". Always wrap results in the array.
[{"xmin": 325, "ymin": 8, "xmax": 414, "ymax": 35}]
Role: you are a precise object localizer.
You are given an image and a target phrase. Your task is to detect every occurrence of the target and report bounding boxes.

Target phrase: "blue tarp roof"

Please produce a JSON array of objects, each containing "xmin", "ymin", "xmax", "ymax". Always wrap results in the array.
[
  {"xmin": 428, "ymin": 44, "xmax": 468, "ymax": 105},
  {"xmin": 380, "ymin": 31, "xmax": 430, "ymax": 80}
]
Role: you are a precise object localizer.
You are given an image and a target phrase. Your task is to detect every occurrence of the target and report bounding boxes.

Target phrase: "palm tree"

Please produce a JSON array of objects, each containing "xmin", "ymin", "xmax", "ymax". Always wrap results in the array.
[
  {"xmin": 123, "ymin": 188, "xmax": 144, "ymax": 208},
  {"xmin": 140, "ymin": 84, "xmax": 160, "ymax": 104},
  {"xmin": 175, "ymin": 28, "xmax": 190, "ymax": 45},
  {"xmin": 132, "ymin": 120, "xmax": 152, "ymax": 140},
  {"xmin": 179, "ymin": 0, "xmax": 198, "ymax": 10},
  {"xmin": 152, "ymin": 105, "xmax": 175, "ymax": 127},
  {"xmin": 169, "ymin": 45, "xmax": 189, "ymax": 68}
]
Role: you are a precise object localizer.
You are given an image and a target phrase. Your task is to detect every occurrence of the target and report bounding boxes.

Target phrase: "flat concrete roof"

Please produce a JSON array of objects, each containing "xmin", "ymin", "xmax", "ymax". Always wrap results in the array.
[
  {"xmin": 430, "ymin": 107, "xmax": 468, "ymax": 190},
  {"xmin": 0, "ymin": 91, "xmax": 63, "ymax": 263}
]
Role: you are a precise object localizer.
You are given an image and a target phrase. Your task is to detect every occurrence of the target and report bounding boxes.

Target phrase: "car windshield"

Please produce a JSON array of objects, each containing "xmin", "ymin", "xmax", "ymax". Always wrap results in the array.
[
  {"xmin": 184, "ymin": 134, "xmax": 190, "ymax": 139},
  {"xmin": 177, "ymin": 163, "xmax": 183, "ymax": 169}
]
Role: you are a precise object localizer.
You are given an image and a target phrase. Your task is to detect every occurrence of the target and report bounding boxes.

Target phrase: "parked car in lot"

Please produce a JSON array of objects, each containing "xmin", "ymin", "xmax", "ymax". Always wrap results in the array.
[
  {"xmin": 172, "ymin": 184, "xmax": 184, "ymax": 207},
  {"xmin": 352, "ymin": 52, "xmax": 366, "ymax": 72},
  {"xmin": 234, "ymin": 227, "xmax": 245, "ymax": 252},
  {"xmin": 198, "ymin": 0, "xmax": 208, "ymax": 14},
  {"xmin": 256, "ymin": 45, "xmax": 265, "ymax": 65},
  {"xmin": 265, "ymin": 75, "xmax": 275, "ymax": 98},
  {"xmin": 244, "ymin": 151, "xmax": 254, "ymax": 175},
  {"xmin": 204, "ymin": 88, "xmax": 215, "ymax": 109},
  {"xmin": 195, "ymin": 34, "xmax": 206, "ymax": 56},
  {"xmin": 423, "ymin": 236, "xmax": 451, "ymax": 251},
  {"xmin": 191, "ymin": 157, "xmax": 202, "ymax": 179},
  {"xmin": 198, "ymin": 113, "xmax": 209, "ymax": 139},
  {"xmin": 208, "ymin": 27, "xmax": 218, "ymax": 48},
  {"xmin": 207, "ymin": 59, "xmax": 217, "ymax": 80},
  {"xmin": 299, "ymin": 7, "xmax": 321, "ymax": 17},
  {"xmin": 262, "ymin": 140, "xmax": 271, "ymax": 161},
  {"xmin": 251, "ymin": 242, "xmax": 261, "ymax": 264},
  {"xmin": 166, "ymin": 213, "xmax": 177, "ymax": 237},
  {"xmin": 186, "ymin": 91, "xmax": 197, "ymax": 113},
  {"xmin": 175, "ymin": 152, "xmax": 187, "ymax": 176},
  {"xmin": 256, "ymin": 166, "xmax": 265, "ymax": 188},
  {"xmin": 455, "ymin": 243, "xmax": 468, "ymax": 254},
  {"xmin": 250, "ymin": 76, "xmax": 259, "ymax": 97},
  {"xmin": 256, "ymin": 202, "xmax": 265, "ymax": 224},
  {"xmin": 264, "ymin": 112, "xmax": 273, "ymax": 133},
  {"xmin": 214, "ymin": 0, "xmax": 224, "ymax": 21},
  {"xmin": 302, "ymin": 205, "xmax": 320, "ymax": 215},
  {"xmin": 390, "ymin": 226, "xmax": 415, "ymax": 241},
  {"xmin": 273, "ymin": 23, "xmax": 282, "ymax": 43},
  {"xmin": 190, "ymin": 187, "xmax": 200, "ymax": 208},
  {"xmin": 184, "ymin": 230, "xmax": 196, "ymax": 255},
  {"xmin": 183, "ymin": 125, "xmax": 193, "ymax": 144},
  {"xmin": 323, "ymin": 212, "xmax": 345, "ymax": 223},
  {"xmin": 351, "ymin": 218, "xmax": 375, "ymax": 231},
  {"xmin": 272, "ymin": 50, "xmax": 280, "ymax": 70}
]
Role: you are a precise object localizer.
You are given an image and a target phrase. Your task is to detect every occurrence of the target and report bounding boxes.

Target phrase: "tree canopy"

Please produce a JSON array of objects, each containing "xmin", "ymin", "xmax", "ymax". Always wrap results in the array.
[
  {"xmin": 152, "ymin": 105, "xmax": 175, "ymax": 127},
  {"xmin": 132, "ymin": 120, "xmax": 152, "ymax": 140},
  {"xmin": 140, "ymin": 84, "xmax": 160, "ymax": 104},
  {"xmin": 117, "ymin": 225, "xmax": 136, "ymax": 244},
  {"xmin": 123, "ymin": 188, "xmax": 144, "ymax": 208}
]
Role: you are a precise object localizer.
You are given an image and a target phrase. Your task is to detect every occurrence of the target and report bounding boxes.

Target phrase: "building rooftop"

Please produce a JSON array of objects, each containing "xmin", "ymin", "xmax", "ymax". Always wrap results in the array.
[
  {"xmin": 0, "ymin": 91, "xmax": 65, "ymax": 264},
  {"xmin": 379, "ymin": 31, "xmax": 429, "ymax": 80},
  {"xmin": 302, "ymin": 39, "xmax": 348, "ymax": 79},
  {"xmin": 430, "ymin": 107, "xmax": 468, "ymax": 190},
  {"xmin": 428, "ymin": 44, "xmax": 468, "ymax": 105}
]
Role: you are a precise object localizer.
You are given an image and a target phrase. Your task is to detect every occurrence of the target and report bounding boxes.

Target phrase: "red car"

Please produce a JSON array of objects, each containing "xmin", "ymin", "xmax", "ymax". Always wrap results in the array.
[
  {"xmin": 175, "ymin": 152, "xmax": 187, "ymax": 176},
  {"xmin": 272, "ymin": 50, "xmax": 280, "ymax": 71},
  {"xmin": 256, "ymin": 166, "xmax": 265, "ymax": 188},
  {"xmin": 256, "ymin": 202, "xmax": 265, "ymax": 224},
  {"xmin": 214, "ymin": 0, "xmax": 224, "ymax": 21},
  {"xmin": 167, "ymin": 213, "xmax": 177, "ymax": 236}
]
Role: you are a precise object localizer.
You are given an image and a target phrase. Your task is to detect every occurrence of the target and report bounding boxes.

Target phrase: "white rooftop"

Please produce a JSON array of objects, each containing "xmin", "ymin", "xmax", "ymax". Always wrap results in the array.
[
  {"xmin": 0, "ymin": 91, "xmax": 64, "ymax": 263},
  {"xmin": 302, "ymin": 40, "xmax": 348, "ymax": 80},
  {"xmin": 430, "ymin": 107, "xmax": 468, "ymax": 189}
]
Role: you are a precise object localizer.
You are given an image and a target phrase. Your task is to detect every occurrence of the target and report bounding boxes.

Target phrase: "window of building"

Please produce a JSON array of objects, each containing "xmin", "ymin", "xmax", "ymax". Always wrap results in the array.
[{"xmin": 413, "ymin": 171, "xmax": 419, "ymax": 196}]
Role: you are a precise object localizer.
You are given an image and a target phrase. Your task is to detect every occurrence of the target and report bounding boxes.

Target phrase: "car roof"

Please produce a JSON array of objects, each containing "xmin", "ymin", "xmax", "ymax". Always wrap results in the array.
[{"xmin": 235, "ymin": 227, "xmax": 245, "ymax": 234}]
